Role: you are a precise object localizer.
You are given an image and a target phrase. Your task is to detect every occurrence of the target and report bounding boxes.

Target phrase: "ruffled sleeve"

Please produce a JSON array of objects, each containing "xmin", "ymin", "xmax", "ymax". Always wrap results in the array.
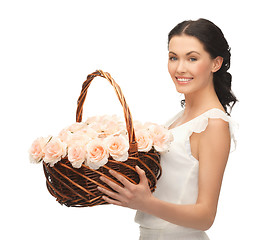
[{"xmin": 185, "ymin": 108, "xmax": 238, "ymax": 152}]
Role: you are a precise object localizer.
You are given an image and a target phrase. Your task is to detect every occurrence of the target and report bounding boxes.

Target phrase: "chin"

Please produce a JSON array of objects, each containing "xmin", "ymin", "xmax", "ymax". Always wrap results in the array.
[{"xmin": 175, "ymin": 86, "xmax": 190, "ymax": 95}]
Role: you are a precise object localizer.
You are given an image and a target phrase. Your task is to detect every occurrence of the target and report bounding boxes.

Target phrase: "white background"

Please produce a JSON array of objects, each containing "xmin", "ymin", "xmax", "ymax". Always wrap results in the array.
[{"xmin": 1, "ymin": 0, "xmax": 273, "ymax": 239}]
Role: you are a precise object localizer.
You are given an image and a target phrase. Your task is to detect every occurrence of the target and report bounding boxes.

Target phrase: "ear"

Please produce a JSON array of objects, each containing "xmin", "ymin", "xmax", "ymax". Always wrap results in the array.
[{"xmin": 212, "ymin": 56, "xmax": 223, "ymax": 73}]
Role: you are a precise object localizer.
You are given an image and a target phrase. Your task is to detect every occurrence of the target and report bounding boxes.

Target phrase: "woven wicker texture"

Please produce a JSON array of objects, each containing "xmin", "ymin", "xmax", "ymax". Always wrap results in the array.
[{"xmin": 43, "ymin": 70, "xmax": 162, "ymax": 207}]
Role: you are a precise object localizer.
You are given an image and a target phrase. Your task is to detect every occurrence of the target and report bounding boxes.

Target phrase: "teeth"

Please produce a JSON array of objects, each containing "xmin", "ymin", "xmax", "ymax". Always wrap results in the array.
[{"xmin": 177, "ymin": 78, "xmax": 192, "ymax": 82}]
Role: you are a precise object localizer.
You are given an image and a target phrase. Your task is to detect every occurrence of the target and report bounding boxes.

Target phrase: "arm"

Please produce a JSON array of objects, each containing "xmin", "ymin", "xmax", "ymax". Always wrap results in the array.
[{"xmin": 98, "ymin": 119, "xmax": 231, "ymax": 231}]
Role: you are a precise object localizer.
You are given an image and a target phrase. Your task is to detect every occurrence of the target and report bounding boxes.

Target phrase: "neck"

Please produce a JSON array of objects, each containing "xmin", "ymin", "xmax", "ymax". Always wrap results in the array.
[{"xmin": 183, "ymin": 84, "xmax": 221, "ymax": 115}]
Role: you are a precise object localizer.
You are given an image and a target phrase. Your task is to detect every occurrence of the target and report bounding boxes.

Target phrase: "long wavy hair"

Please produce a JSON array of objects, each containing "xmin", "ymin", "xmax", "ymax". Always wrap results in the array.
[{"xmin": 168, "ymin": 18, "xmax": 238, "ymax": 115}]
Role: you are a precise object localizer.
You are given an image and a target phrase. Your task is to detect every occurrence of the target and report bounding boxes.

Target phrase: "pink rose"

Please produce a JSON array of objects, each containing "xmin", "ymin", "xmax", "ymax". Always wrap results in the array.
[
  {"xmin": 86, "ymin": 115, "xmax": 119, "ymax": 124},
  {"xmin": 135, "ymin": 130, "xmax": 153, "ymax": 152},
  {"xmin": 86, "ymin": 115, "xmax": 126, "ymax": 137},
  {"xmin": 67, "ymin": 122, "xmax": 86, "ymax": 133},
  {"xmin": 148, "ymin": 125, "xmax": 173, "ymax": 152},
  {"xmin": 105, "ymin": 135, "xmax": 129, "ymax": 161},
  {"xmin": 58, "ymin": 128, "xmax": 73, "ymax": 143},
  {"xmin": 85, "ymin": 115, "xmax": 101, "ymax": 125},
  {"xmin": 43, "ymin": 137, "xmax": 67, "ymax": 167},
  {"xmin": 133, "ymin": 120, "xmax": 146, "ymax": 133},
  {"xmin": 58, "ymin": 122, "xmax": 87, "ymax": 143},
  {"xmin": 86, "ymin": 139, "xmax": 109, "ymax": 170},
  {"xmin": 59, "ymin": 125, "xmax": 98, "ymax": 147},
  {"xmin": 68, "ymin": 143, "xmax": 86, "ymax": 168},
  {"xmin": 29, "ymin": 136, "xmax": 49, "ymax": 163},
  {"xmin": 78, "ymin": 126, "xmax": 98, "ymax": 139},
  {"xmin": 66, "ymin": 132, "xmax": 91, "ymax": 147},
  {"xmin": 143, "ymin": 122, "xmax": 158, "ymax": 130}
]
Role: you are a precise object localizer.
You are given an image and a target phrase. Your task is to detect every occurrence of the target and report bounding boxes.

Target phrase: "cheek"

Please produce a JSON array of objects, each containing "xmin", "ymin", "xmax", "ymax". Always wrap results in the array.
[
  {"xmin": 193, "ymin": 61, "xmax": 212, "ymax": 76},
  {"xmin": 168, "ymin": 62, "xmax": 176, "ymax": 76}
]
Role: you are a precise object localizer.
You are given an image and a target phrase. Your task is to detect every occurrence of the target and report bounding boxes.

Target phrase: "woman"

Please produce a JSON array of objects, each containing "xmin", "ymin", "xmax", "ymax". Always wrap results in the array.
[{"xmin": 98, "ymin": 18, "xmax": 238, "ymax": 239}]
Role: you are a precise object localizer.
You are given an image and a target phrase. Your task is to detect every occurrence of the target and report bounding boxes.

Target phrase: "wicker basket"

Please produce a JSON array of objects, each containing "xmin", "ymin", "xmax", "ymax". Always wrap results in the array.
[{"xmin": 43, "ymin": 70, "xmax": 162, "ymax": 207}]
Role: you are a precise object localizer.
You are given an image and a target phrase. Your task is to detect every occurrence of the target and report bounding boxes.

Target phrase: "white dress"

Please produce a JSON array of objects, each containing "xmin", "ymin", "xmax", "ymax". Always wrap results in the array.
[{"xmin": 135, "ymin": 108, "xmax": 237, "ymax": 240}]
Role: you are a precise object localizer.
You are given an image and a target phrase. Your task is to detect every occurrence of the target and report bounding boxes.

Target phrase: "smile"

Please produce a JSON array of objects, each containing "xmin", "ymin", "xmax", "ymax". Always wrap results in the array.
[{"xmin": 176, "ymin": 77, "xmax": 193, "ymax": 83}]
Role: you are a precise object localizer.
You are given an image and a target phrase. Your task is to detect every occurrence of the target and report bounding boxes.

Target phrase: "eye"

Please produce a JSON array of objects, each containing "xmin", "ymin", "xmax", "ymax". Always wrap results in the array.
[
  {"xmin": 169, "ymin": 56, "xmax": 178, "ymax": 61},
  {"xmin": 189, "ymin": 57, "xmax": 197, "ymax": 62}
]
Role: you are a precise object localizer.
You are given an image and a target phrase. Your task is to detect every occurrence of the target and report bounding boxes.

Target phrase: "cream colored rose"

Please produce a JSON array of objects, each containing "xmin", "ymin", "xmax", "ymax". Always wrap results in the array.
[
  {"xmin": 58, "ymin": 128, "xmax": 73, "ymax": 143},
  {"xmin": 67, "ymin": 122, "xmax": 86, "ymax": 133},
  {"xmin": 86, "ymin": 139, "xmax": 109, "ymax": 170},
  {"xmin": 143, "ymin": 122, "xmax": 158, "ymax": 131},
  {"xmin": 58, "ymin": 122, "xmax": 87, "ymax": 143},
  {"xmin": 43, "ymin": 137, "xmax": 67, "ymax": 167},
  {"xmin": 133, "ymin": 120, "xmax": 144, "ymax": 130},
  {"xmin": 105, "ymin": 135, "xmax": 129, "ymax": 161},
  {"xmin": 68, "ymin": 143, "xmax": 86, "ymax": 168},
  {"xmin": 59, "ymin": 125, "xmax": 98, "ymax": 147},
  {"xmin": 135, "ymin": 130, "xmax": 153, "ymax": 152},
  {"xmin": 65, "ymin": 132, "xmax": 91, "ymax": 147},
  {"xmin": 149, "ymin": 125, "xmax": 173, "ymax": 152},
  {"xmin": 86, "ymin": 115, "xmax": 126, "ymax": 136},
  {"xmin": 78, "ymin": 125, "xmax": 98, "ymax": 139},
  {"xmin": 29, "ymin": 136, "xmax": 49, "ymax": 163},
  {"xmin": 85, "ymin": 115, "xmax": 100, "ymax": 125}
]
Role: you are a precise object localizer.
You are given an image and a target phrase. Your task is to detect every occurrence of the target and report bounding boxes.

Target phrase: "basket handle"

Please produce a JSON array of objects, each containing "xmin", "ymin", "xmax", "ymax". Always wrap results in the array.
[{"xmin": 76, "ymin": 70, "xmax": 138, "ymax": 155}]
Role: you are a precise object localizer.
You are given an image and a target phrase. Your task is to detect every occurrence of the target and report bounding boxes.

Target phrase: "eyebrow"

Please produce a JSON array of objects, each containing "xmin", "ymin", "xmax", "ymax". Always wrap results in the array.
[{"xmin": 169, "ymin": 51, "xmax": 201, "ymax": 56}]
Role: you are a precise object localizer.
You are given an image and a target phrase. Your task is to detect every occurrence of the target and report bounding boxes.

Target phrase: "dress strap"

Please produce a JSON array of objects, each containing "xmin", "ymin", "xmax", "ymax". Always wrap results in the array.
[
  {"xmin": 164, "ymin": 110, "xmax": 183, "ymax": 128},
  {"xmin": 185, "ymin": 108, "xmax": 238, "ymax": 152}
]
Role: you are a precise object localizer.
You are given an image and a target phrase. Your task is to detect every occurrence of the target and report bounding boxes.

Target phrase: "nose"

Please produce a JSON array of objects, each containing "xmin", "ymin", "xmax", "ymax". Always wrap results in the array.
[{"xmin": 176, "ymin": 60, "xmax": 187, "ymax": 74}]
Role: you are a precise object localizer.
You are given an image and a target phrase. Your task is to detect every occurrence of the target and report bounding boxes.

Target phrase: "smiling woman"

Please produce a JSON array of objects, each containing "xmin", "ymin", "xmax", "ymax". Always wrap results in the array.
[
  {"xmin": 167, "ymin": 19, "xmax": 237, "ymax": 114},
  {"xmin": 168, "ymin": 35, "xmax": 223, "ymax": 99},
  {"xmin": 98, "ymin": 18, "xmax": 238, "ymax": 240}
]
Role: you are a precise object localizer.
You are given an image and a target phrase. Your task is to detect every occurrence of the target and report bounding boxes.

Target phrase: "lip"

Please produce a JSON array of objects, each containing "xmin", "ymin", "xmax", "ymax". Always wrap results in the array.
[{"xmin": 175, "ymin": 76, "xmax": 193, "ymax": 84}]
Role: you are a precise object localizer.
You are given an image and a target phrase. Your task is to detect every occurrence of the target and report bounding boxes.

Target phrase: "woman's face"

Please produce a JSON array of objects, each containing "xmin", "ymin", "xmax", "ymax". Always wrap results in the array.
[{"xmin": 168, "ymin": 35, "xmax": 221, "ymax": 96}]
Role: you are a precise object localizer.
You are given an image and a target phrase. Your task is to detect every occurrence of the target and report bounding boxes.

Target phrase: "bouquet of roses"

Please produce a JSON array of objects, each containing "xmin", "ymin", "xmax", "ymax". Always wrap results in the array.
[{"xmin": 29, "ymin": 114, "xmax": 173, "ymax": 170}]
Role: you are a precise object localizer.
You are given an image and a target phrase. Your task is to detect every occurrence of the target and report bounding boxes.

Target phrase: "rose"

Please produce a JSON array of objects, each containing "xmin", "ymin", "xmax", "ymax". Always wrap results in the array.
[
  {"xmin": 43, "ymin": 137, "xmax": 67, "ymax": 167},
  {"xmin": 59, "ymin": 125, "xmax": 98, "ymax": 147},
  {"xmin": 58, "ymin": 128, "xmax": 73, "ymax": 143},
  {"xmin": 29, "ymin": 136, "xmax": 50, "ymax": 163},
  {"xmin": 105, "ymin": 135, "xmax": 129, "ymax": 161},
  {"xmin": 86, "ymin": 114, "xmax": 120, "ymax": 125},
  {"xmin": 86, "ymin": 115, "xmax": 126, "ymax": 137},
  {"xmin": 85, "ymin": 115, "xmax": 101, "ymax": 125},
  {"xmin": 68, "ymin": 143, "xmax": 86, "ymax": 168},
  {"xmin": 67, "ymin": 122, "xmax": 86, "ymax": 133},
  {"xmin": 133, "ymin": 120, "xmax": 144, "ymax": 131},
  {"xmin": 66, "ymin": 132, "xmax": 91, "ymax": 147},
  {"xmin": 143, "ymin": 122, "xmax": 158, "ymax": 130},
  {"xmin": 58, "ymin": 122, "xmax": 87, "ymax": 143},
  {"xmin": 86, "ymin": 139, "xmax": 109, "ymax": 170},
  {"xmin": 135, "ymin": 130, "xmax": 153, "ymax": 152},
  {"xmin": 148, "ymin": 125, "xmax": 173, "ymax": 152},
  {"xmin": 78, "ymin": 125, "xmax": 98, "ymax": 139}
]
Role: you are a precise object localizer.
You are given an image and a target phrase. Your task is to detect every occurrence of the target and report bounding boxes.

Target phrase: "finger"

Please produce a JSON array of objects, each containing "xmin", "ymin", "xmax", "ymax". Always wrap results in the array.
[
  {"xmin": 136, "ymin": 165, "xmax": 148, "ymax": 185},
  {"xmin": 100, "ymin": 176, "xmax": 124, "ymax": 193},
  {"xmin": 102, "ymin": 195, "xmax": 123, "ymax": 206},
  {"xmin": 97, "ymin": 186, "xmax": 122, "ymax": 202},
  {"xmin": 109, "ymin": 170, "xmax": 132, "ymax": 188}
]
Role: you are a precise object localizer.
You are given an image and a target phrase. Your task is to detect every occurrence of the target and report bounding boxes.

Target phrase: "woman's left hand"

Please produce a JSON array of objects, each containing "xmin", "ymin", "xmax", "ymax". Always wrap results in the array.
[{"xmin": 97, "ymin": 165, "xmax": 152, "ymax": 211}]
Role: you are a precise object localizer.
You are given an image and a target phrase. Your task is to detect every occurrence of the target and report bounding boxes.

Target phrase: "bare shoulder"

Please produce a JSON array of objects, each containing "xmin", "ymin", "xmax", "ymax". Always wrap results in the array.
[
  {"xmin": 190, "ymin": 118, "xmax": 230, "ymax": 160},
  {"xmin": 201, "ymin": 118, "xmax": 230, "ymax": 141},
  {"xmin": 199, "ymin": 118, "xmax": 231, "ymax": 160},
  {"xmin": 205, "ymin": 118, "xmax": 230, "ymax": 134}
]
